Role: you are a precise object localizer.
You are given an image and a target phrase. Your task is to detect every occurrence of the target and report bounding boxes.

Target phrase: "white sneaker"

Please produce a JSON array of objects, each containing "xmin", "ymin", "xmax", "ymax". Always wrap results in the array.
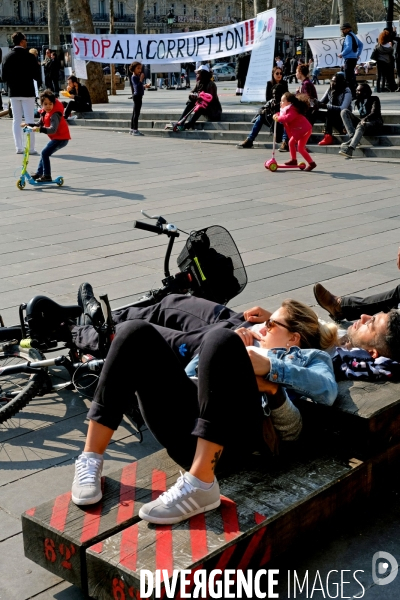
[
  {"xmin": 67, "ymin": 115, "xmax": 77, "ymax": 121},
  {"xmin": 16, "ymin": 149, "xmax": 23, "ymax": 154},
  {"xmin": 71, "ymin": 452, "xmax": 103, "ymax": 505},
  {"xmin": 133, "ymin": 130, "xmax": 144, "ymax": 136},
  {"xmin": 29, "ymin": 150, "xmax": 39, "ymax": 155},
  {"xmin": 138, "ymin": 471, "xmax": 220, "ymax": 524}
]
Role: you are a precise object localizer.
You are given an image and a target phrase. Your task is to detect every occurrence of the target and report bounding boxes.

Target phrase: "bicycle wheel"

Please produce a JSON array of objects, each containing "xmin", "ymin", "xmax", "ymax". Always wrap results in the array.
[{"xmin": 0, "ymin": 345, "xmax": 46, "ymax": 424}]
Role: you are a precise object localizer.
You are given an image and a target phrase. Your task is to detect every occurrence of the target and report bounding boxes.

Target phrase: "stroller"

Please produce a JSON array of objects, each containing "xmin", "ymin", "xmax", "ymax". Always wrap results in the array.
[{"xmin": 165, "ymin": 91, "xmax": 213, "ymax": 131}]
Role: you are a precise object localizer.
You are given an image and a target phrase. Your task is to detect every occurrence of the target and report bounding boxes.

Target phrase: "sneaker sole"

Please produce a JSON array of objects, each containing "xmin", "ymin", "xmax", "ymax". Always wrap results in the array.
[
  {"xmin": 338, "ymin": 151, "xmax": 352, "ymax": 158},
  {"xmin": 138, "ymin": 498, "xmax": 221, "ymax": 524},
  {"xmin": 71, "ymin": 490, "xmax": 103, "ymax": 506}
]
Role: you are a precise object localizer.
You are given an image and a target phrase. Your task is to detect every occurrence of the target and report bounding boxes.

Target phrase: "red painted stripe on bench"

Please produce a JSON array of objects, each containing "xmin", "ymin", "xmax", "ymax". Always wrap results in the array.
[
  {"xmin": 259, "ymin": 541, "xmax": 272, "ymax": 566},
  {"xmin": 90, "ymin": 542, "xmax": 103, "ymax": 554},
  {"xmin": 117, "ymin": 462, "xmax": 137, "ymax": 524},
  {"xmin": 80, "ymin": 477, "xmax": 105, "ymax": 543},
  {"xmin": 25, "ymin": 507, "xmax": 36, "ymax": 517},
  {"xmin": 189, "ymin": 513, "xmax": 208, "ymax": 562},
  {"xmin": 220, "ymin": 495, "xmax": 240, "ymax": 542},
  {"xmin": 153, "ymin": 469, "xmax": 173, "ymax": 579},
  {"xmin": 236, "ymin": 512, "xmax": 267, "ymax": 571},
  {"xmin": 49, "ymin": 492, "xmax": 71, "ymax": 532},
  {"xmin": 119, "ymin": 523, "xmax": 139, "ymax": 571},
  {"xmin": 245, "ymin": 21, "xmax": 249, "ymax": 45}
]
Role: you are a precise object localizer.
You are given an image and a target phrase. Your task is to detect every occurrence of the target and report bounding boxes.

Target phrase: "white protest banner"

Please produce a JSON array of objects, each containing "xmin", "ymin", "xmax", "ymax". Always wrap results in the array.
[
  {"xmin": 308, "ymin": 29, "xmax": 379, "ymax": 68},
  {"xmin": 241, "ymin": 8, "xmax": 276, "ymax": 103},
  {"xmin": 72, "ymin": 18, "xmax": 256, "ymax": 64},
  {"xmin": 74, "ymin": 59, "xmax": 88, "ymax": 79}
]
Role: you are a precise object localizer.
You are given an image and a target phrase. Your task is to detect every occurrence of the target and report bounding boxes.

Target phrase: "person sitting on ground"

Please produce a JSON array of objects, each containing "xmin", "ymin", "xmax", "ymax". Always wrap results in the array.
[
  {"xmin": 317, "ymin": 73, "xmax": 352, "ymax": 146},
  {"xmin": 279, "ymin": 64, "xmax": 317, "ymax": 152},
  {"xmin": 63, "ymin": 75, "xmax": 92, "ymax": 120},
  {"xmin": 237, "ymin": 66, "xmax": 288, "ymax": 149},
  {"xmin": 21, "ymin": 89, "xmax": 71, "ymax": 182},
  {"xmin": 71, "ymin": 295, "xmax": 338, "ymax": 525},
  {"xmin": 338, "ymin": 83, "xmax": 383, "ymax": 159},
  {"xmin": 173, "ymin": 64, "xmax": 222, "ymax": 131}
]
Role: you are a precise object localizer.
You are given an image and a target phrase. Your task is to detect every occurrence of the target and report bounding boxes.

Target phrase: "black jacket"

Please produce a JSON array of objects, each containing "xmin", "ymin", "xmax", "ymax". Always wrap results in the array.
[
  {"xmin": 355, "ymin": 95, "xmax": 383, "ymax": 124},
  {"xmin": 266, "ymin": 80, "xmax": 288, "ymax": 108},
  {"xmin": 2, "ymin": 47, "xmax": 41, "ymax": 97},
  {"xmin": 70, "ymin": 83, "xmax": 92, "ymax": 110}
]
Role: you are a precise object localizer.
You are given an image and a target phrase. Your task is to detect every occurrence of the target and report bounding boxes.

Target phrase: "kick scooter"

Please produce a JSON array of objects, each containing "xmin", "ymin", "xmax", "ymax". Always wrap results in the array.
[
  {"xmin": 16, "ymin": 127, "xmax": 64, "ymax": 190},
  {"xmin": 264, "ymin": 119, "xmax": 306, "ymax": 172}
]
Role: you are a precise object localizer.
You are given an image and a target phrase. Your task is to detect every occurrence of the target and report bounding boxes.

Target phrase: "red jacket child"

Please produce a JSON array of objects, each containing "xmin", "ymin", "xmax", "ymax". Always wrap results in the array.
[{"xmin": 276, "ymin": 103, "xmax": 312, "ymax": 141}]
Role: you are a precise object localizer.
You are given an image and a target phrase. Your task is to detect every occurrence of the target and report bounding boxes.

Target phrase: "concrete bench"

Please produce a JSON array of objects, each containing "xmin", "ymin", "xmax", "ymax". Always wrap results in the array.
[
  {"xmin": 317, "ymin": 67, "xmax": 377, "ymax": 86},
  {"xmin": 22, "ymin": 379, "xmax": 400, "ymax": 597}
]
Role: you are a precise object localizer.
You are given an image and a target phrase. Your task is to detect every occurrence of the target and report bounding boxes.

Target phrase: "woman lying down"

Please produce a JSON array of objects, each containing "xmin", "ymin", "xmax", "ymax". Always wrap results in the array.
[{"xmin": 71, "ymin": 299, "xmax": 338, "ymax": 525}]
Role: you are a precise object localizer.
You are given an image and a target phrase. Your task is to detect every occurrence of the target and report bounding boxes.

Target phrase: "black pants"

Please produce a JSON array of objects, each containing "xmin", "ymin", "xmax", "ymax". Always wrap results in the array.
[
  {"xmin": 87, "ymin": 321, "xmax": 263, "ymax": 467},
  {"xmin": 341, "ymin": 285, "xmax": 400, "ymax": 321},
  {"xmin": 325, "ymin": 110, "xmax": 345, "ymax": 135},
  {"xmin": 376, "ymin": 60, "xmax": 395, "ymax": 93},
  {"xmin": 72, "ymin": 294, "xmax": 245, "ymax": 361},
  {"xmin": 344, "ymin": 58, "xmax": 357, "ymax": 97},
  {"xmin": 131, "ymin": 95, "xmax": 142, "ymax": 130},
  {"xmin": 64, "ymin": 99, "xmax": 91, "ymax": 118}
]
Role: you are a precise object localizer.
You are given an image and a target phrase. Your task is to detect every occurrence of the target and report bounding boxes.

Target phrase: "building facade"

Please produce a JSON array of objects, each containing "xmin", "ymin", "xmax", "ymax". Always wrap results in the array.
[{"xmin": 0, "ymin": 1, "xmax": 296, "ymax": 57}]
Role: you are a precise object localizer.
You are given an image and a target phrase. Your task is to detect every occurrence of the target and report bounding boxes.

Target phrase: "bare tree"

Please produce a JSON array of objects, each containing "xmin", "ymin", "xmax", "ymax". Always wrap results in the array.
[
  {"xmin": 48, "ymin": 0, "xmax": 60, "ymax": 47},
  {"xmin": 136, "ymin": 0, "xmax": 145, "ymax": 33},
  {"xmin": 338, "ymin": 0, "xmax": 357, "ymax": 33},
  {"xmin": 65, "ymin": 0, "xmax": 108, "ymax": 103}
]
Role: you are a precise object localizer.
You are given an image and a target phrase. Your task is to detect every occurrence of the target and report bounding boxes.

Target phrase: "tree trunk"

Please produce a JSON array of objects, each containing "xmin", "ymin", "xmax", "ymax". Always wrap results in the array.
[
  {"xmin": 330, "ymin": 0, "xmax": 338, "ymax": 24},
  {"xmin": 65, "ymin": 0, "xmax": 108, "ymax": 103},
  {"xmin": 241, "ymin": 0, "xmax": 245, "ymax": 21},
  {"xmin": 136, "ymin": 0, "xmax": 145, "ymax": 34},
  {"xmin": 110, "ymin": 0, "xmax": 116, "ymax": 95},
  {"xmin": 48, "ymin": 0, "xmax": 60, "ymax": 47},
  {"xmin": 254, "ymin": 0, "xmax": 267, "ymax": 17},
  {"xmin": 338, "ymin": 0, "xmax": 357, "ymax": 33}
]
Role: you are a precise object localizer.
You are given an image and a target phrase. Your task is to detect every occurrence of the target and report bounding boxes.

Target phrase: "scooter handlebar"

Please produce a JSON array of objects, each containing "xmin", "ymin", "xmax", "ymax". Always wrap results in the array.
[{"xmin": 133, "ymin": 220, "xmax": 164, "ymax": 234}]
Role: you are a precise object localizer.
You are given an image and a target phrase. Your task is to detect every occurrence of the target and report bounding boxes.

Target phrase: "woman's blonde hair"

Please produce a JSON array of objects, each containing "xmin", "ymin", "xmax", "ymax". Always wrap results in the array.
[
  {"xmin": 281, "ymin": 299, "xmax": 338, "ymax": 350},
  {"xmin": 29, "ymin": 48, "xmax": 38, "ymax": 56}
]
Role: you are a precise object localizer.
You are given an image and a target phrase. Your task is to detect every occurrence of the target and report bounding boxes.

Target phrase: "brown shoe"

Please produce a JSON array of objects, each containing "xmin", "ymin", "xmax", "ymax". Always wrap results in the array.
[
  {"xmin": 237, "ymin": 138, "xmax": 253, "ymax": 149},
  {"xmin": 313, "ymin": 283, "xmax": 343, "ymax": 321},
  {"xmin": 304, "ymin": 161, "xmax": 317, "ymax": 172},
  {"xmin": 284, "ymin": 159, "xmax": 297, "ymax": 166}
]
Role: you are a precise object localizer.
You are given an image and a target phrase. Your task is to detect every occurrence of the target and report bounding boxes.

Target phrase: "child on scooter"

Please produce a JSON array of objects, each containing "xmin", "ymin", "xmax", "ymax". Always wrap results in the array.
[
  {"xmin": 273, "ymin": 92, "xmax": 316, "ymax": 172},
  {"xmin": 21, "ymin": 89, "xmax": 71, "ymax": 182}
]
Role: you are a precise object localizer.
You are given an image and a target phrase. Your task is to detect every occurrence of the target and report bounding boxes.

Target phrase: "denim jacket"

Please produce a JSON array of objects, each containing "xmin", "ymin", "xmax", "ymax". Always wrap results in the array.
[{"xmin": 185, "ymin": 346, "xmax": 338, "ymax": 406}]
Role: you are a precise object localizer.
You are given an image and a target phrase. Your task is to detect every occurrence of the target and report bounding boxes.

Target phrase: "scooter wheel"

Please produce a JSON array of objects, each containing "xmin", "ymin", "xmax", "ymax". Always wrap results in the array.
[
  {"xmin": 268, "ymin": 163, "xmax": 278, "ymax": 172},
  {"xmin": 17, "ymin": 178, "xmax": 25, "ymax": 190},
  {"xmin": 57, "ymin": 178, "xmax": 64, "ymax": 187},
  {"xmin": 298, "ymin": 163, "xmax": 306, "ymax": 170}
]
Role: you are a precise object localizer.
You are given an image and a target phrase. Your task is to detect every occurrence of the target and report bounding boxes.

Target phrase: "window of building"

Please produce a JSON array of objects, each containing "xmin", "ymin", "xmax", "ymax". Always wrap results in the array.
[
  {"xmin": 153, "ymin": 2, "xmax": 157, "ymax": 16},
  {"xmin": 28, "ymin": 1, "xmax": 34, "ymax": 21},
  {"xmin": 15, "ymin": 1, "xmax": 22, "ymax": 20},
  {"xmin": 227, "ymin": 5, "xmax": 231, "ymax": 17},
  {"xmin": 183, "ymin": 4, "xmax": 186, "ymax": 15},
  {"xmin": 118, "ymin": 2, "xmax": 125, "ymax": 17},
  {"xmin": 194, "ymin": 8, "xmax": 197, "ymax": 17},
  {"xmin": 99, "ymin": 0, "xmax": 106, "ymax": 16}
]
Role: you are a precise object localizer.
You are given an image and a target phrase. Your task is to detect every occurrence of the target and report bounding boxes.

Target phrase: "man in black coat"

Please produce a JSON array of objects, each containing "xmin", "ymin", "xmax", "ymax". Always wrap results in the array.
[
  {"xmin": 2, "ymin": 31, "xmax": 41, "ymax": 154},
  {"xmin": 63, "ymin": 75, "xmax": 92, "ymax": 119}
]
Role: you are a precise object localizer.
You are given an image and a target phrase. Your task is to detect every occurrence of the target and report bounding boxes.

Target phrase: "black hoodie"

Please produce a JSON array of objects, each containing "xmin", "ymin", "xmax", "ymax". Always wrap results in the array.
[{"xmin": 2, "ymin": 47, "xmax": 41, "ymax": 97}]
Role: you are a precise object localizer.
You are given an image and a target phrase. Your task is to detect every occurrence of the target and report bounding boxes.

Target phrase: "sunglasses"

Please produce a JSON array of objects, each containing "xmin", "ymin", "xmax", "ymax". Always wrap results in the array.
[
  {"xmin": 265, "ymin": 318, "xmax": 292, "ymax": 332},
  {"xmin": 275, "ymin": 72, "xmax": 283, "ymax": 75}
]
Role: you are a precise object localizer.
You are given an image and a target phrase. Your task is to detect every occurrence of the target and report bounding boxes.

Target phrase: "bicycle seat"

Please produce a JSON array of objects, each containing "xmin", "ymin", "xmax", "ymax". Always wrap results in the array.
[{"xmin": 26, "ymin": 295, "xmax": 83, "ymax": 336}]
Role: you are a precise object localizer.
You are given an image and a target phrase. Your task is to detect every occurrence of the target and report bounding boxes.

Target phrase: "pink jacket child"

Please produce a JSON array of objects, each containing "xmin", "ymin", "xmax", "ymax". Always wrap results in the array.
[{"xmin": 275, "ymin": 95, "xmax": 316, "ymax": 172}]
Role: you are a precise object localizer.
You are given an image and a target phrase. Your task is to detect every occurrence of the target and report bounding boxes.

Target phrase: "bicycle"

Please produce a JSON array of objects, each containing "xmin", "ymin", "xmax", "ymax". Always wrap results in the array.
[{"xmin": 0, "ymin": 211, "xmax": 247, "ymax": 425}]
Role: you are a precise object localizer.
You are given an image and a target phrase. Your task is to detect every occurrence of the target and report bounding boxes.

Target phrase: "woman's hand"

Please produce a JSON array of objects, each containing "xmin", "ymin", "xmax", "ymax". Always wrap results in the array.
[
  {"xmin": 272, "ymin": 114, "xmax": 279, "ymax": 121},
  {"xmin": 255, "ymin": 376, "xmax": 279, "ymax": 394},
  {"xmin": 20, "ymin": 122, "xmax": 27, "ymax": 128},
  {"xmin": 235, "ymin": 327, "xmax": 261, "ymax": 347},
  {"xmin": 247, "ymin": 348, "xmax": 271, "ymax": 376},
  {"xmin": 243, "ymin": 306, "xmax": 271, "ymax": 323}
]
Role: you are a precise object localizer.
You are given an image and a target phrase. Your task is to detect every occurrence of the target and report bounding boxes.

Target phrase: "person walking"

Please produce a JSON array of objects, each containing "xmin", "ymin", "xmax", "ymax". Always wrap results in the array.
[
  {"xmin": 338, "ymin": 22, "xmax": 363, "ymax": 98},
  {"xmin": 2, "ymin": 31, "xmax": 41, "ymax": 154}
]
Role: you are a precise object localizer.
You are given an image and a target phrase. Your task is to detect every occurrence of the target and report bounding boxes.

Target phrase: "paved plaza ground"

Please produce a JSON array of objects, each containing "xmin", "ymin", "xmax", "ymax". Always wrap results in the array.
[{"xmin": 1, "ymin": 84, "xmax": 400, "ymax": 599}]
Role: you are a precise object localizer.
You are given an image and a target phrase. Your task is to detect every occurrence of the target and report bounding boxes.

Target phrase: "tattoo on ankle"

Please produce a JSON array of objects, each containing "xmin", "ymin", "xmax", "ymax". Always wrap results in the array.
[{"xmin": 211, "ymin": 450, "xmax": 222, "ymax": 472}]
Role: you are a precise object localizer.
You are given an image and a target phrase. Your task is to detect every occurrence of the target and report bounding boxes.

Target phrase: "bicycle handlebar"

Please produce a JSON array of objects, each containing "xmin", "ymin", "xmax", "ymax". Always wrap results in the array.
[{"xmin": 133, "ymin": 220, "xmax": 164, "ymax": 234}]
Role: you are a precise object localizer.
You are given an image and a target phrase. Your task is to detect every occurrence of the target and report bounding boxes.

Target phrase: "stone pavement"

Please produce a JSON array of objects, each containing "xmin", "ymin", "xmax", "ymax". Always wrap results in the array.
[{"xmin": 1, "ymin": 112, "xmax": 400, "ymax": 599}]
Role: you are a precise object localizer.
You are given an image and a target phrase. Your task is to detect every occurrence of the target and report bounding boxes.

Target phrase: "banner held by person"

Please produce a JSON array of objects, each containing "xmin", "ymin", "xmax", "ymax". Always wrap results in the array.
[
  {"xmin": 308, "ymin": 29, "xmax": 379, "ymax": 69},
  {"xmin": 241, "ymin": 8, "xmax": 276, "ymax": 103},
  {"xmin": 72, "ymin": 18, "xmax": 256, "ymax": 64}
]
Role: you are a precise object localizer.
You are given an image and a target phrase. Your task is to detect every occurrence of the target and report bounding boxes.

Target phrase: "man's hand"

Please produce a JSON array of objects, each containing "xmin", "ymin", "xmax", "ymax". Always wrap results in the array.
[
  {"xmin": 20, "ymin": 122, "xmax": 27, "ymax": 128},
  {"xmin": 235, "ymin": 327, "xmax": 261, "ymax": 347},
  {"xmin": 338, "ymin": 53, "xmax": 343, "ymax": 58},
  {"xmin": 247, "ymin": 348, "xmax": 271, "ymax": 376},
  {"xmin": 243, "ymin": 306, "xmax": 272, "ymax": 323},
  {"xmin": 255, "ymin": 376, "xmax": 279, "ymax": 394}
]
